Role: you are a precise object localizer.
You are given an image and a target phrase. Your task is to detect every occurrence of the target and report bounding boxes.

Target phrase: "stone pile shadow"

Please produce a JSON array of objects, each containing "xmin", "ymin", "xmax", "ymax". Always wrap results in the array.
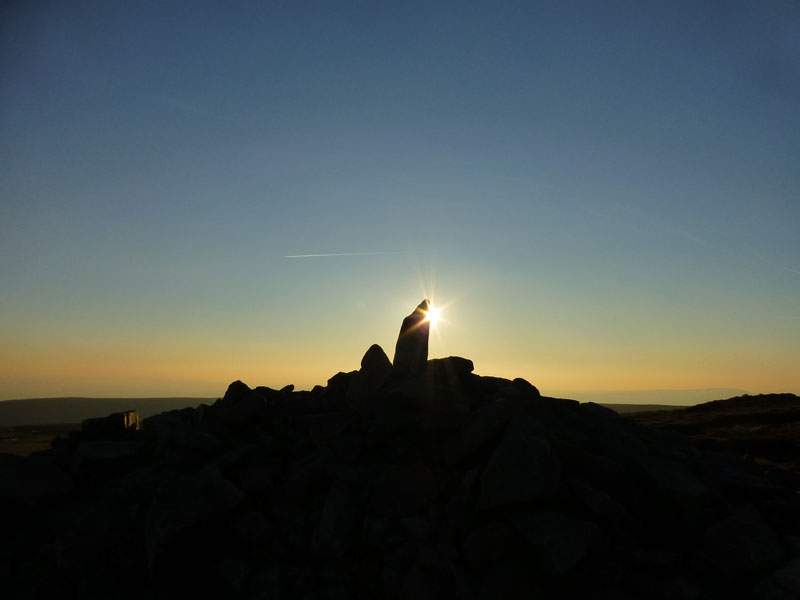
[{"xmin": 1, "ymin": 300, "xmax": 799, "ymax": 599}]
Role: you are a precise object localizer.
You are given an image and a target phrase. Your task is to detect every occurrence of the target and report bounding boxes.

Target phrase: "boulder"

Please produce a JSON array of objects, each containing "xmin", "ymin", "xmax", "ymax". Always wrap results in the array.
[
  {"xmin": 371, "ymin": 382, "xmax": 471, "ymax": 437},
  {"xmin": 372, "ymin": 463, "xmax": 437, "ymax": 517},
  {"xmin": 568, "ymin": 477, "xmax": 627, "ymax": 524},
  {"xmin": 401, "ymin": 565, "xmax": 437, "ymax": 600},
  {"xmin": 442, "ymin": 401, "xmax": 512, "ymax": 466},
  {"xmin": 479, "ymin": 561, "xmax": 543, "ymax": 600},
  {"xmin": 392, "ymin": 299, "xmax": 431, "ymax": 379},
  {"xmin": 462, "ymin": 520, "xmax": 510, "ymax": 571},
  {"xmin": 510, "ymin": 510, "xmax": 600, "ymax": 576},
  {"xmin": 694, "ymin": 506, "xmax": 787, "ymax": 582},
  {"xmin": 216, "ymin": 390, "xmax": 268, "ymax": 430},
  {"xmin": 479, "ymin": 414, "xmax": 561, "ymax": 508},
  {"xmin": 388, "ymin": 517, "xmax": 434, "ymax": 545},
  {"xmin": 327, "ymin": 370, "xmax": 358, "ymax": 399},
  {"xmin": 214, "ymin": 556, "xmax": 251, "ymax": 598},
  {"xmin": 426, "ymin": 356, "xmax": 474, "ymax": 386},
  {"xmin": 74, "ymin": 440, "xmax": 148, "ymax": 464},
  {"xmin": 311, "ymin": 485, "xmax": 360, "ymax": 558},
  {"xmin": 146, "ymin": 466, "xmax": 243, "ymax": 579},
  {"xmin": 254, "ymin": 385, "xmax": 288, "ymax": 403},
  {"xmin": 81, "ymin": 410, "xmax": 140, "ymax": 438},
  {"xmin": 512, "ymin": 377, "xmax": 540, "ymax": 397},
  {"xmin": 222, "ymin": 380, "xmax": 251, "ymax": 404},
  {"xmin": 0, "ymin": 454, "xmax": 75, "ymax": 503},
  {"xmin": 143, "ymin": 409, "xmax": 222, "ymax": 453},
  {"xmin": 755, "ymin": 558, "xmax": 800, "ymax": 599},
  {"xmin": 347, "ymin": 344, "xmax": 393, "ymax": 414},
  {"xmin": 282, "ymin": 448, "xmax": 333, "ymax": 504},
  {"xmin": 361, "ymin": 343, "xmax": 393, "ymax": 380}
]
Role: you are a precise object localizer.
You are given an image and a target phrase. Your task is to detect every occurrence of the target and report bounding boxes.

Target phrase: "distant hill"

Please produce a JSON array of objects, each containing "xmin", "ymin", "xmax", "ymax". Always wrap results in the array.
[
  {"xmin": 0, "ymin": 397, "xmax": 215, "ymax": 426},
  {"xmin": 629, "ymin": 393, "xmax": 800, "ymax": 481},
  {"xmin": 600, "ymin": 403, "xmax": 685, "ymax": 414},
  {"xmin": 566, "ymin": 388, "xmax": 747, "ymax": 406}
]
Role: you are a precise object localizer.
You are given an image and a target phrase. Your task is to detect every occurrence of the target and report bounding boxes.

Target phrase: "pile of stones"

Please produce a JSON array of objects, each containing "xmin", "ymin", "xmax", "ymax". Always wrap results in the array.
[{"xmin": 1, "ymin": 301, "xmax": 798, "ymax": 599}]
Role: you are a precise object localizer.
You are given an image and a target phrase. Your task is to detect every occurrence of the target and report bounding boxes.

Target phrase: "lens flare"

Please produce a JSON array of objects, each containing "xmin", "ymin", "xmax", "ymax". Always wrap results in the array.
[{"xmin": 425, "ymin": 305, "xmax": 441, "ymax": 325}]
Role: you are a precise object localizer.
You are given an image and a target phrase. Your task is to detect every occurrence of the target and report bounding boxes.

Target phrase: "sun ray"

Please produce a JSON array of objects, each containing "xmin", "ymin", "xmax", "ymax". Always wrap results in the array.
[{"xmin": 425, "ymin": 305, "xmax": 442, "ymax": 325}]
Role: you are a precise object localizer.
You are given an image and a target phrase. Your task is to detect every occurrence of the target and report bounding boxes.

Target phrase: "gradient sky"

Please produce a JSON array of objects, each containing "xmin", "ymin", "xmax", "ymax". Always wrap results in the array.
[{"xmin": 2, "ymin": 0, "xmax": 799, "ymax": 402}]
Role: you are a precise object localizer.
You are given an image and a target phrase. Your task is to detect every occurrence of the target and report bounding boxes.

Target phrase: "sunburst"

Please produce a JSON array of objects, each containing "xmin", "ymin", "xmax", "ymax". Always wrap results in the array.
[{"xmin": 424, "ymin": 305, "xmax": 442, "ymax": 325}]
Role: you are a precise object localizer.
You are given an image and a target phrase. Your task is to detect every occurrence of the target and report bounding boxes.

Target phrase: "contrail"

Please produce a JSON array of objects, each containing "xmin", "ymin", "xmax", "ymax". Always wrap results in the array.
[
  {"xmin": 755, "ymin": 252, "xmax": 800, "ymax": 278},
  {"xmin": 284, "ymin": 251, "xmax": 409, "ymax": 259}
]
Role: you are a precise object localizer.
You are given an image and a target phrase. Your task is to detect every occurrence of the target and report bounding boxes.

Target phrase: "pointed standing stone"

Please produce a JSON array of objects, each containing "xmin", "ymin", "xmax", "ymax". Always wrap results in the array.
[
  {"xmin": 346, "ymin": 344, "xmax": 393, "ymax": 415},
  {"xmin": 392, "ymin": 298, "xmax": 431, "ymax": 379}
]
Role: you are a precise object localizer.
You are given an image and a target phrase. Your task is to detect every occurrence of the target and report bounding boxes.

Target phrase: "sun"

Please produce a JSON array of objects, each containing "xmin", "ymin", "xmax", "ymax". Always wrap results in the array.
[{"xmin": 425, "ymin": 305, "xmax": 441, "ymax": 325}]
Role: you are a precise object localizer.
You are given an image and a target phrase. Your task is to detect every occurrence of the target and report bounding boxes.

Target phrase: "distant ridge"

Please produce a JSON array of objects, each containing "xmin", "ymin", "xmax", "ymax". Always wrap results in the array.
[
  {"xmin": 629, "ymin": 393, "xmax": 800, "ymax": 481},
  {"xmin": 600, "ymin": 403, "xmax": 685, "ymax": 414},
  {"xmin": 565, "ymin": 387, "xmax": 747, "ymax": 406},
  {"xmin": 0, "ymin": 397, "xmax": 215, "ymax": 426}
]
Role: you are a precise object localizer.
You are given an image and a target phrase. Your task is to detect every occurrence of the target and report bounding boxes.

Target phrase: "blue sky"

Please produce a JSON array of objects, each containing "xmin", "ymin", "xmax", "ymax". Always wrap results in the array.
[{"xmin": 1, "ymin": 0, "xmax": 798, "ymax": 400}]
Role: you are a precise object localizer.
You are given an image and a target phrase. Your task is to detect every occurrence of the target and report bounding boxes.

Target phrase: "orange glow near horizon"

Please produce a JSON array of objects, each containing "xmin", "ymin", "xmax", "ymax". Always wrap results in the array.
[
  {"xmin": 1, "ymin": 339, "xmax": 799, "ymax": 402},
  {"xmin": 1, "ymin": 287, "xmax": 799, "ymax": 402}
]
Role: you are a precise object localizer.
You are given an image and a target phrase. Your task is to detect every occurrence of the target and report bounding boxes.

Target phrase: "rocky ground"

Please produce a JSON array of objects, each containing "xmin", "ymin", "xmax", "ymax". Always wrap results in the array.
[
  {"xmin": 0, "ymin": 424, "xmax": 79, "ymax": 457},
  {"xmin": 1, "ymin": 302, "xmax": 799, "ymax": 599},
  {"xmin": 629, "ymin": 393, "xmax": 800, "ymax": 488}
]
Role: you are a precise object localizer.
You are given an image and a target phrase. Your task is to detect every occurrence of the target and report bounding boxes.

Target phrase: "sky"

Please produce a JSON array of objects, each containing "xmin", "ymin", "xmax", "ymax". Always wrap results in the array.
[{"xmin": 1, "ymin": 0, "xmax": 799, "ymax": 402}]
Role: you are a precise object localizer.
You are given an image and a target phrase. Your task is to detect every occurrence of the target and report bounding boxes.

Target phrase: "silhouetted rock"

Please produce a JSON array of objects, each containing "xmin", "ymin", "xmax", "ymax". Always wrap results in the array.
[
  {"xmin": 222, "ymin": 379, "xmax": 251, "ymax": 404},
  {"xmin": 74, "ymin": 439, "xmax": 148, "ymax": 466},
  {"xmin": 327, "ymin": 370, "xmax": 357, "ymax": 399},
  {"xmin": 0, "ymin": 454, "xmax": 75, "ymax": 503},
  {"xmin": 694, "ymin": 506, "xmax": 786, "ymax": 581},
  {"xmin": 392, "ymin": 299, "xmax": 430, "ymax": 378},
  {"xmin": 372, "ymin": 463, "xmax": 437, "ymax": 517},
  {"xmin": 370, "ymin": 380, "xmax": 473, "ymax": 441},
  {"xmin": 361, "ymin": 343, "xmax": 393, "ymax": 379},
  {"xmin": 462, "ymin": 520, "xmax": 510, "ymax": 570},
  {"xmin": 310, "ymin": 485, "xmax": 360, "ymax": 558},
  {"xmin": 755, "ymin": 557, "xmax": 800, "ymax": 599},
  {"xmin": 442, "ymin": 400, "xmax": 511, "ymax": 466},
  {"xmin": 347, "ymin": 344, "xmax": 392, "ymax": 415},
  {"xmin": 143, "ymin": 408, "xmax": 222, "ymax": 453},
  {"xmin": 81, "ymin": 409, "xmax": 140, "ymax": 438},
  {"xmin": 254, "ymin": 385, "xmax": 287, "ymax": 403},
  {"xmin": 4, "ymin": 310, "xmax": 800, "ymax": 599},
  {"xmin": 511, "ymin": 510, "xmax": 600, "ymax": 575},
  {"xmin": 479, "ymin": 561, "xmax": 542, "ymax": 600},
  {"xmin": 512, "ymin": 377, "xmax": 540, "ymax": 397},
  {"xmin": 479, "ymin": 414, "xmax": 561, "ymax": 508},
  {"xmin": 226, "ymin": 391, "xmax": 268, "ymax": 427},
  {"xmin": 146, "ymin": 466, "xmax": 242, "ymax": 580},
  {"xmin": 426, "ymin": 356, "xmax": 474, "ymax": 383}
]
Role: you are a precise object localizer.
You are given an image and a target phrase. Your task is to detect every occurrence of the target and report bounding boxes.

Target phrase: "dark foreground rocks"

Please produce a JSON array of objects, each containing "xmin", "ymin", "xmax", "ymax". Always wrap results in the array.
[
  {"xmin": 1, "ymin": 312, "xmax": 798, "ymax": 598},
  {"xmin": 629, "ymin": 393, "xmax": 800, "ymax": 487}
]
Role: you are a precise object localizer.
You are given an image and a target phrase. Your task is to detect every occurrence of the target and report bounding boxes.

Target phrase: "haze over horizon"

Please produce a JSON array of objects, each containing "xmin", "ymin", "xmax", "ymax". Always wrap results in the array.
[{"xmin": 2, "ymin": 1, "xmax": 799, "ymax": 402}]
